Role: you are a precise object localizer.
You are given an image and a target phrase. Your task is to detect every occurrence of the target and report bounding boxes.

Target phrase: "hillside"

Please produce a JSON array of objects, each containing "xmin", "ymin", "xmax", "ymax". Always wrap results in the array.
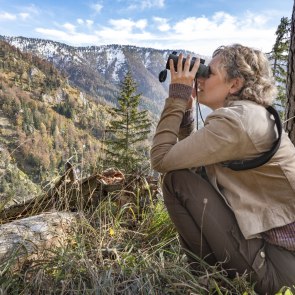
[
  {"xmin": 0, "ymin": 36, "xmax": 166, "ymax": 115},
  {"xmin": 0, "ymin": 35, "xmax": 208, "ymax": 116},
  {"xmin": 0, "ymin": 40, "xmax": 116, "ymax": 198}
]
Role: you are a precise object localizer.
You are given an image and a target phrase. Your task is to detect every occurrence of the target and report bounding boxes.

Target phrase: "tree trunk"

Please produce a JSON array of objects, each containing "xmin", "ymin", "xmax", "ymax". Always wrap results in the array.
[
  {"xmin": 285, "ymin": 1, "xmax": 295, "ymax": 143},
  {"xmin": 0, "ymin": 167, "xmax": 125, "ymax": 223},
  {"xmin": 0, "ymin": 212, "xmax": 78, "ymax": 265}
]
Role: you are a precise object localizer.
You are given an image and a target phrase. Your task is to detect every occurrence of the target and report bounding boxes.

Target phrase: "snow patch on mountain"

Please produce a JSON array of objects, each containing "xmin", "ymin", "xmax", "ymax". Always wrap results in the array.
[{"xmin": 106, "ymin": 47, "xmax": 126, "ymax": 81}]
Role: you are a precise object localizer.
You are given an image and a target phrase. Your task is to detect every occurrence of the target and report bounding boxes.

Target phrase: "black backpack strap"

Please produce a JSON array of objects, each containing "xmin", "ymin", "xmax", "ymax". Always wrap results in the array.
[{"xmin": 222, "ymin": 106, "xmax": 282, "ymax": 171}]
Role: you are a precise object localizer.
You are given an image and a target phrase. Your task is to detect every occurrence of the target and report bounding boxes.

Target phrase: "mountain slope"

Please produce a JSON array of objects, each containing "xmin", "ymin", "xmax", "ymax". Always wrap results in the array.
[
  {"xmin": 0, "ymin": 40, "xmax": 113, "ymax": 188},
  {"xmin": 0, "ymin": 35, "xmax": 206, "ymax": 115}
]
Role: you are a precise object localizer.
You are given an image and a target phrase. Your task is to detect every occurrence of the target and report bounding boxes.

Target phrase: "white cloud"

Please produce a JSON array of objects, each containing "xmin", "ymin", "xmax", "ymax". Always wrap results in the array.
[
  {"xmin": 91, "ymin": 3, "xmax": 103, "ymax": 13},
  {"xmin": 34, "ymin": 10, "xmax": 280, "ymax": 55},
  {"xmin": 22, "ymin": 4, "xmax": 39, "ymax": 15},
  {"xmin": 135, "ymin": 19, "xmax": 148, "ymax": 30},
  {"xmin": 141, "ymin": 0, "xmax": 165, "ymax": 9},
  {"xmin": 35, "ymin": 25, "xmax": 153, "ymax": 47},
  {"xmin": 126, "ymin": 0, "xmax": 165, "ymax": 10},
  {"xmin": 0, "ymin": 12, "xmax": 17, "ymax": 21},
  {"xmin": 94, "ymin": 27, "xmax": 153, "ymax": 45},
  {"xmin": 86, "ymin": 20, "xmax": 94, "ymax": 28},
  {"xmin": 35, "ymin": 28, "xmax": 99, "ymax": 44},
  {"xmin": 35, "ymin": 28, "xmax": 71, "ymax": 39},
  {"xmin": 35, "ymin": 17, "xmax": 150, "ymax": 46},
  {"xmin": 109, "ymin": 18, "xmax": 147, "ymax": 31},
  {"xmin": 153, "ymin": 17, "xmax": 170, "ymax": 32},
  {"xmin": 77, "ymin": 19, "xmax": 94, "ymax": 28},
  {"xmin": 173, "ymin": 16, "xmax": 216, "ymax": 37},
  {"xmin": 63, "ymin": 23, "xmax": 76, "ymax": 33},
  {"xmin": 0, "ymin": 5, "xmax": 38, "ymax": 22},
  {"xmin": 109, "ymin": 19, "xmax": 134, "ymax": 31},
  {"xmin": 163, "ymin": 11, "xmax": 278, "ymax": 54},
  {"xmin": 242, "ymin": 11, "xmax": 269, "ymax": 27},
  {"xmin": 19, "ymin": 12, "xmax": 30, "ymax": 20}
]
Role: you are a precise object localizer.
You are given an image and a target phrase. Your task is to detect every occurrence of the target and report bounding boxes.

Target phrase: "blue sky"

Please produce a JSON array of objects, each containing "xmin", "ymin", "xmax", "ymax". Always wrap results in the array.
[{"xmin": 0, "ymin": 0, "xmax": 293, "ymax": 55}]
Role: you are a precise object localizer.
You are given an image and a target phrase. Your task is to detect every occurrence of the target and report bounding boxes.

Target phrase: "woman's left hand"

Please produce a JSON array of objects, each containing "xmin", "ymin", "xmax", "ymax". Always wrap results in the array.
[{"xmin": 169, "ymin": 53, "xmax": 200, "ymax": 87}]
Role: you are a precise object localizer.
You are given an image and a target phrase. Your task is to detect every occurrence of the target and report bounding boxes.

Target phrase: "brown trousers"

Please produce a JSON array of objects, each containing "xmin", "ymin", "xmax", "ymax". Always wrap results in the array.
[{"xmin": 162, "ymin": 169, "xmax": 295, "ymax": 295}]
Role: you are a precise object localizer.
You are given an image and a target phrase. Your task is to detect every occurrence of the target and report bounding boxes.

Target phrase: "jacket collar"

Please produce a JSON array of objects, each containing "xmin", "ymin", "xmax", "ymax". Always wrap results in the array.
[{"xmin": 226, "ymin": 100, "xmax": 262, "ymax": 108}]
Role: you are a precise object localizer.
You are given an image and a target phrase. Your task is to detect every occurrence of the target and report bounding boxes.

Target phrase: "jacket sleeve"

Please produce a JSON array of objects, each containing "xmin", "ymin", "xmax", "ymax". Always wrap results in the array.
[
  {"xmin": 150, "ymin": 101, "xmax": 249, "ymax": 173},
  {"xmin": 179, "ymin": 109, "xmax": 195, "ymax": 140}
]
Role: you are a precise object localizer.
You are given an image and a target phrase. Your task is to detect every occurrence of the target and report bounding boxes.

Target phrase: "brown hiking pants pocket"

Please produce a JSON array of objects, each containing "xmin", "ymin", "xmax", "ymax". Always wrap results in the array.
[
  {"xmin": 230, "ymin": 225, "xmax": 267, "ymax": 276},
  {"xmin": 230, "ymin": 225, "xmax": 271, "ymax": 293}
]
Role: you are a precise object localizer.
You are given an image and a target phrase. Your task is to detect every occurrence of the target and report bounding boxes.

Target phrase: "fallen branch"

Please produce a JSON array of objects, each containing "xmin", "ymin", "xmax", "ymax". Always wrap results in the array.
[{"xmin": 0, "ymin": 167, "xmax": 125, "ymax": 223}]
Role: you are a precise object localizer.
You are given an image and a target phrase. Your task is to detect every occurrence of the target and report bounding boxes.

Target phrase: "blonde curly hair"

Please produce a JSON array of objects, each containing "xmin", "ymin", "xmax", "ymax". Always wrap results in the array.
[{"xmin": 212, "ymin": 44, "xmax": 277, "ymax": 106}]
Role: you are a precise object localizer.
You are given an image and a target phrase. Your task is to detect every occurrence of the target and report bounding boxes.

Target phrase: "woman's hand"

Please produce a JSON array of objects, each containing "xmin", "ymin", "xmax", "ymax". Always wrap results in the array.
[{"xmin": 169, "ymin": 53, "xmax": 200, "ymax": 87}]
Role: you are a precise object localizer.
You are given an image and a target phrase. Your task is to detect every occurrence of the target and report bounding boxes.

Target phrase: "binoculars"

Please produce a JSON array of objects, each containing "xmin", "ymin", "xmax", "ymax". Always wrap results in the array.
[{"xmin": 159, "ymin": 51, "xmax": 210, "ymax": 82}]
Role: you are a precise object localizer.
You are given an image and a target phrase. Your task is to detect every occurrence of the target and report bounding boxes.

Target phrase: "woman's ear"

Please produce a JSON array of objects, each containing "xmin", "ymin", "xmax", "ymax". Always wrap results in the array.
[{"xmin": 229, "ymin": 77, "xmax": 244, "ymax": 94}]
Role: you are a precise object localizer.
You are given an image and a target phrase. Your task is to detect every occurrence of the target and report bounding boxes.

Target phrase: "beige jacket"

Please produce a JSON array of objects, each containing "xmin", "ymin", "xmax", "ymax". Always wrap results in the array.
[{"xmin": 151, "ymin": 95, "xmax": 295, "ymax": 239}]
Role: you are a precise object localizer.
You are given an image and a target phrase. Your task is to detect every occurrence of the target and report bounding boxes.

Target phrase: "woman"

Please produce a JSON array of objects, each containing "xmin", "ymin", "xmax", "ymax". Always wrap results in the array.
[{"xmin": 150, "ymin": 44, "xmax": 295, "ymax": 294}]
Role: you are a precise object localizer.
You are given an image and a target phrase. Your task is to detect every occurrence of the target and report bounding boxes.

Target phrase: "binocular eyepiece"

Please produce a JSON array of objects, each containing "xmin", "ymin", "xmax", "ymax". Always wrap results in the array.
[{"xmin": 159, "ymin": 51, "xmax": 210, "ymax": 82}]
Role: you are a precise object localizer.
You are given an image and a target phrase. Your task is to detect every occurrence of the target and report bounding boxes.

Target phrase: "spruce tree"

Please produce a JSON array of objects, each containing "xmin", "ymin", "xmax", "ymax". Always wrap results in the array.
[
  {"xmin": 104, "ymin": 71, "xmax": 151, "ymax": 174},
  {"xmin": 269, "ymin": 17, "xmax": 291, "ymax": 118}
]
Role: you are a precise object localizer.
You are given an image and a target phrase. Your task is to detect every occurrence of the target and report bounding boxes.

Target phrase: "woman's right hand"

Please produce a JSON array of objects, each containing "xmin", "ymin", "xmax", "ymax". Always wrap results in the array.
[{"xmin": 169, "ymin": 53, "xmax": 200, "ymax": 87}]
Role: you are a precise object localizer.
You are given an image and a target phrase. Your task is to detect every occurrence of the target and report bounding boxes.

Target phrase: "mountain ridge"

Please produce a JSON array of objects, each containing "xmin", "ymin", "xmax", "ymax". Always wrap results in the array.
[{"xmin": 0, "ymin": 35, "xmax": 208, "ymax": 115}]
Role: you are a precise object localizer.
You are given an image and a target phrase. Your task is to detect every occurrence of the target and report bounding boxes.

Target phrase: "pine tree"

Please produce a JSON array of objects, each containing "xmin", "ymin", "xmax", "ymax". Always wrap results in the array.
[
  {"xmin": 269, "ymin": 17, "xmax": 291, "ymax": 118},
  {"xmin": 104, "ymin": 71, "xmax": 151, "ymax": 174}
]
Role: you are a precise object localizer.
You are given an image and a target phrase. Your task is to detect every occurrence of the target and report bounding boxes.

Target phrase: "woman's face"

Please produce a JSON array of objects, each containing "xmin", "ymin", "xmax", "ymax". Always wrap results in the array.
[{"xmin": 197, "ymin": 55, "xmax": 235, "ymax": 110}]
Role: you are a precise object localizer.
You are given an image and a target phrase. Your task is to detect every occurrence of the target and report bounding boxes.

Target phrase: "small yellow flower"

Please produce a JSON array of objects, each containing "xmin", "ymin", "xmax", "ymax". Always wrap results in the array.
[{"xmin": 109, "ymin": 228, "xmax": 115, "ymax": 236}]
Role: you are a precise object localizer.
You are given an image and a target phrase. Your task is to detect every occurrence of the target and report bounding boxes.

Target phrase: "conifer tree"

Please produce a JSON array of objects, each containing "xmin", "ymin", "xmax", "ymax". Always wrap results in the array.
[
  {"xmin": 269, "ymin": 17, "xmax": 291, "ymax": 118},
  {"xmin": 104, "ymin": 71, "xmax": 151, "ymax": 174}
]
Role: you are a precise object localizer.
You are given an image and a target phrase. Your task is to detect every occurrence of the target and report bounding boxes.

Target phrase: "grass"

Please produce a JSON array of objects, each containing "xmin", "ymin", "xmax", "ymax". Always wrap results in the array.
[{"xmin": 0, "ymin": 171, "xmax": 293, "ymax": 295}]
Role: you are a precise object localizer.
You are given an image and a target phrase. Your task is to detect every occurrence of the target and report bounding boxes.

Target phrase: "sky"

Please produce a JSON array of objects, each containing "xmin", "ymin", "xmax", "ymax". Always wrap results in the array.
[{"xmin": 0, "ymin": 0, "xmax": 293, "ymax": 56}]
